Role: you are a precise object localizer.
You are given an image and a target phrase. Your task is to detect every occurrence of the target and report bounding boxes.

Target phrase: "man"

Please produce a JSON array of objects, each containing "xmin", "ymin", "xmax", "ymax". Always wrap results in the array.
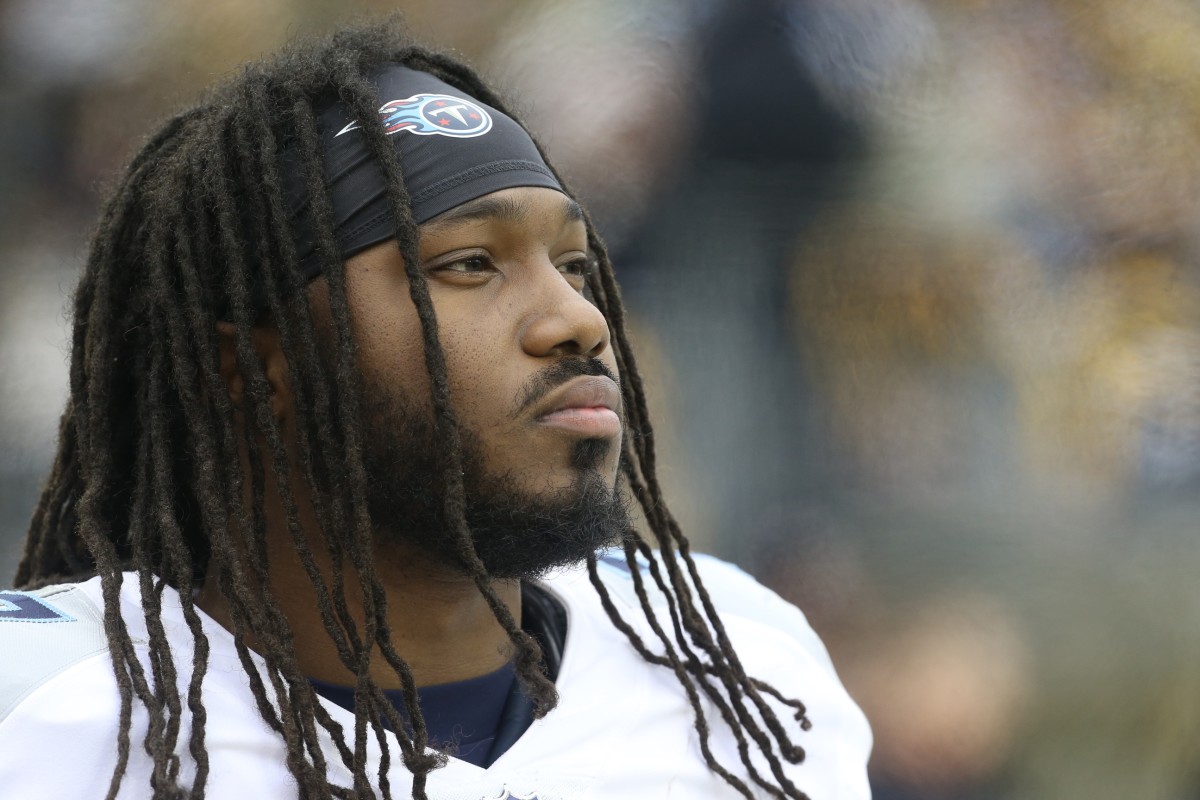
[{"xmin": 0, "ymin": 20, "xmax": 870, "ymax": 800}]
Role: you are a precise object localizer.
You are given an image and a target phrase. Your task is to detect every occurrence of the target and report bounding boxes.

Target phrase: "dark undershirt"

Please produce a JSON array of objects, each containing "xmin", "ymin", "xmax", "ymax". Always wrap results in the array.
[
  {"xmin": 310, "ymin": 662, "xmax": 517, "ymax": 766},
  {"xmin": 310, "ymin": 582, "xmax": 566, "ymax": 768}
]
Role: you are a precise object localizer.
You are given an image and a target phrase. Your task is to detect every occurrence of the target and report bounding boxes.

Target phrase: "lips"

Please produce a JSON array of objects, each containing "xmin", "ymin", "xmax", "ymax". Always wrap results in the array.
[
  {"xmin": 534, "ymin": 375, "xmax": 622, "ymax": 437},
  {"xmin": 536, "ymin": 375, "xmax": 620, "ymax": 417}
]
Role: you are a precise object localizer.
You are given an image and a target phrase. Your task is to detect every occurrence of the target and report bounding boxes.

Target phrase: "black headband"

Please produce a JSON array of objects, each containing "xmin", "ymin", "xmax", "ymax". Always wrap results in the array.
[{"xmin": 278, "ymin": 64, "xmax": 564, "ymax": 280}]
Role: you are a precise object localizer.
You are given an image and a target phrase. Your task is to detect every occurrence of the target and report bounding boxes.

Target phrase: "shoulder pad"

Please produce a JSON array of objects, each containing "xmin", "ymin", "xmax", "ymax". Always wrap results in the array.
[
  {"xmin": 0, "ymin": 583, "xmax": 111, "ymax": 724},
  {"xmin": 593, "ymin": 549, "xmax": 835, "ymax": 673}
]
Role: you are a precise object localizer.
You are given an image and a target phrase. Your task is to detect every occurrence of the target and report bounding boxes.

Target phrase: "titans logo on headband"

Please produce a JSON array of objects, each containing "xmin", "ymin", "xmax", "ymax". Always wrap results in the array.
[{"xmin": 336, "ymin": 93, "xmax": 493, "ymax": 139}]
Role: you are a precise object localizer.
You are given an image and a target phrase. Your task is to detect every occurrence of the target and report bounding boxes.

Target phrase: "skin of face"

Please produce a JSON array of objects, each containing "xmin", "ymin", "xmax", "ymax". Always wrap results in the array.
[
  {"xmin": 197, "ymin": 186, "xmax": 624, "ymax": 688},
  {"xmin": 339, "ymin": 185, "xmax": 623, "ymax": 497}
]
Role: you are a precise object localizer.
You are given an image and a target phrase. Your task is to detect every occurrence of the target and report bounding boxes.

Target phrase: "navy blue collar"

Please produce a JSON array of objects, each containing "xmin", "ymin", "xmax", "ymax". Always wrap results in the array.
[{"xmin": 309, "ymin": 581, "xmax": 567, "ymax": 767}]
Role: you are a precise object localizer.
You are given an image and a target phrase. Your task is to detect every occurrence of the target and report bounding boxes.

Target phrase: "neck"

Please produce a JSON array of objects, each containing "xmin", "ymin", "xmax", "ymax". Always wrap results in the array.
[{"xmin": 195, "ymin": 490, "xmax": 520, "ymax": 689}]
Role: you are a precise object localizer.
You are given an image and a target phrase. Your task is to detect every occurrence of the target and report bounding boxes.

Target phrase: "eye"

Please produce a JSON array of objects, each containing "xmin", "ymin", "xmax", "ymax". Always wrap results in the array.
[
  {"xmin": 425, "ymin": 252, "xmax": 498, "ymax": 283},
  {"xmin": 434, "ymin": 254, "xmax": 493, "ymax": 274},
  {"xmin": 558, "ymin": 256, "xmax": 594, "ymax": 285}
]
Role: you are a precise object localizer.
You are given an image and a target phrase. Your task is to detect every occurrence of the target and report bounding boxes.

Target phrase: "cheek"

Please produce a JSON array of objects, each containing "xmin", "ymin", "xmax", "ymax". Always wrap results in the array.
[
  {"xmin": 352, "ymin": 297, "xmax": 517, "ymax": 429},
  {"xmin": 436, "ymin": 318, "xmax": 515, "ymax": 422},
  {"xmin": 346, "ymin": 288, "xmax": 431, "ymax": 404}
]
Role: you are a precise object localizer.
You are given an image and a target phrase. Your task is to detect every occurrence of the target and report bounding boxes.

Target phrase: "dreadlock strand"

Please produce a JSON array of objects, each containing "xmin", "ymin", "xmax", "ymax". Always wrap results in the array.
[
  {"xmin": 126, "ymin": 389, "xmax": 174, "ymax": 791},
  {"xmin": 751, "ymin": 679, "xmax": 815, "ymax": 728},
  {"xmin": 144, "ymin": 199, "xmax": 259, "ymax": 799},
  {"xmin": 584, "ymin": 553, "xmax": 757, "ymax": 799},
  {"xmin": 125, "ymin": 139, "xmax": 233, "ymax": 800},
  {"xmin": 21, "ymin": 414, "xmax": 70, "ymax": 580},
  {"xmin": 144, "ymin": 496, "xmax": 189, "ymax": 791},
  {"xmin": 175, "ymin": 146, "xmax": 305, "ymax": 684},
  {"xmin": 205, "ymin": 109, "xmax": 343, "ymax": 794},
  {"xmin": 590, "ymin": 298, "xmax": 809, "ymax": 781},
  {"xmin": 225, "ymin": 97, "xmax": 364, "ymax": 742},
  {"xmin": 647, "ymin": 488, "xmax": 810, "ymax": 762},
  {"xmin": 333, "ymin": 63, "xmax": 556, "ymax": 716},
  {"xmin": 20, "ymin": 410, "xmax": 86, "ymax": 583},
  {"xmin": 590, "ymin": 524, "xmax": 782, "ymax": 800},
  {"xmin": 286, "ymin": 78, "xmax": 434, "ymax": 787},
  {"xmin": 676, "ymin": 529, "xmax": 812, "ymax": 763},
  {"xmin": 623, "ymin": 467, "xmax": 809, "ymax": 797},
  {"xmin": 586, "ymin": 251, "xmax": 813, "ymax": 792},
  {"xmin": 288, "ymin": 82, "xmax": 444, "ymax": 786},
  {"xmin": 601, "ymin": 318, "xmax": 806, "ymax": 766},
  {"xmin": 290, "ymin": 69, "xmax": 438, "ymax": 775},
  {"xmin": 243, "ymin": 79, "xmax": 367, "ymax": 678},
  {"xmin": 128, "ymin": 342, "xmax": 183, "ymax": 792},
  {"xmin": 66, "ymin": 189, "xmax": 159, "ymax": 800},
  {"xmin": 352, "ymin": 676, "xmax": 376, "ymax": 798},
  {"xmin": 353, "ymin": 694, "xmax": 394, "ymax": 800},
  {"xmin": 309, "ymin": 692, "xmax": 359, "ymax": 778},
  {"xmin": 207, "ymin": 112, "xmax": 275, "ymax": 582},
  {"xmin": 106, "ymin": 661, "xmax": 137, "ymax": 800},
  {"xmin": 625, "ymin": 528, "xmax": 800, "ymax": 799},
  {"xmin": 605, "ymin": 519, "xmax": 787, "ymax": 799},
  {"xmin": 71, "ymin": 189, "xmax": 169, "ymax": 800},
  {"xmin": 171, "ymin": 139, "xmax": 297, "ymax": 700},
  {"xmin": 289, "ymin": 65, "xmax": 447, "ymax": 793},
  {"xmin": 223, "ymin": 118, "xmax": 367, "ymax": 796}
]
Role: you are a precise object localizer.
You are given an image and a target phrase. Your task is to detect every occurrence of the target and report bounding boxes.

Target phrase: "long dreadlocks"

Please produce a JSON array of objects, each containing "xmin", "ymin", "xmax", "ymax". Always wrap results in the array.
[{"xmin": 16, "ymin": 19, "xmax": 814, "ymax": 800}]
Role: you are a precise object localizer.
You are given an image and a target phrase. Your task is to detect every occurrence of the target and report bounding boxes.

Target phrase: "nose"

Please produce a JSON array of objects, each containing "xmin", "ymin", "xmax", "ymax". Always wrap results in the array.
[{"xmin": 519, "ymin": 267, "xmax": 611, "ymax": 359}]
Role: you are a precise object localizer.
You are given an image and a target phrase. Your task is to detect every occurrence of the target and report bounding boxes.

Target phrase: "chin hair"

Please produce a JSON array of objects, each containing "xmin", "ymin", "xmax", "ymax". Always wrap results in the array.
[
  {"xmin": 460, "ymin": 467, "xmax": 630, "ymax": 580},
  {"xmin": 360, "ymin": 400, "xmax": 629, "ymax": 580},
  {"xmin": 570, "ymin": 437, "xmax": 613, "ymax": 471},
  {"xmin": 369, "ymin": 462, "xmax": 630, "ymax": 581}
]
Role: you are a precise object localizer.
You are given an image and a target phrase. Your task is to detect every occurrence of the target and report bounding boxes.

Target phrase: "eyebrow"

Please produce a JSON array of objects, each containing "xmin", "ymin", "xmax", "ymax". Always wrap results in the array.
[{"xmin": 422, "ymin": 193, "xmax": 584, "ymax": 231}]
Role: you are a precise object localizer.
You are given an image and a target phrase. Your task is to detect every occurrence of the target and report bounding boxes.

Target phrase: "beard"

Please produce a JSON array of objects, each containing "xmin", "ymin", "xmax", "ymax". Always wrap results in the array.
[{"xmin": 356, "ymin": 362, "xmax": 630, "ymax": 581}]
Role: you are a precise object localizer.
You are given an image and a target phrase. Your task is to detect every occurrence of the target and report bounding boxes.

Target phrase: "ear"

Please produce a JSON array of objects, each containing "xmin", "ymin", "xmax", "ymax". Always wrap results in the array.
[
  {"xmin": 216, "ymin": 321, "xmax": 244, "ymax": 407},
  {"xmin": 260, "ymin": 329, "xmax": 293, "ymax": 421},
  {"xmin": 215, "ymin": 321, "xmax": 293, "ymax": 420}
]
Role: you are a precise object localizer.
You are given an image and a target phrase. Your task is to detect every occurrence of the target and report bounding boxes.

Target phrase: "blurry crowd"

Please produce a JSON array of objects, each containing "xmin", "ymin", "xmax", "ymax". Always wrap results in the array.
[{"xmin": 2, "ymin": 0, "xmax": 1199, "ymax": 797}]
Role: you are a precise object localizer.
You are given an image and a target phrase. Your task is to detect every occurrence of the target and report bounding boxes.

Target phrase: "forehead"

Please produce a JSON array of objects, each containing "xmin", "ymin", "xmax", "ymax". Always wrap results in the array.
[{"xmin": 419, "ymin": 187, "xmax": 585, "ymax": 235}]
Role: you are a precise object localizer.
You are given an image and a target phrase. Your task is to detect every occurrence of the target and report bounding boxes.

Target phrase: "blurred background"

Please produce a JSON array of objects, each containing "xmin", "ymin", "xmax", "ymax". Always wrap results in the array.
[{"xmin": 2, "ymin": 0, "xmax": 1199, "ymax": 796}]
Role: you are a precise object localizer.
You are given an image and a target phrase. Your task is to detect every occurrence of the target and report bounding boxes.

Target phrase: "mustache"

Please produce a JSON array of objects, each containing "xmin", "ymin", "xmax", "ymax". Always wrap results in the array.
[{"xmin": 511, "ymin": 358, "xmax": 621, "ymax": 418}]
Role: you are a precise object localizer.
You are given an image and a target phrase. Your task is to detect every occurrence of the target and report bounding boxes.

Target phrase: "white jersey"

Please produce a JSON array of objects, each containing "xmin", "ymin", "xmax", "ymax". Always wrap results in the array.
[{"xmin": 0, "ymin": 554, "xmax": 871, "ymax": 799}]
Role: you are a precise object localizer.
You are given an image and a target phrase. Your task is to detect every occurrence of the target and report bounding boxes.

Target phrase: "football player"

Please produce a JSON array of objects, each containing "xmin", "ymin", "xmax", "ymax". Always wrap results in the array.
[{"xmin": 0, "ymin": 19, "xmax": 870, "ymax": 800}]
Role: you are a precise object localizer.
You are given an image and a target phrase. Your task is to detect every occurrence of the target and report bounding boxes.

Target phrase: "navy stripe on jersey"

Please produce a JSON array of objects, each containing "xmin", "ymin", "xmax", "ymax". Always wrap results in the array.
[{"xmin": 0, "ymin": 592, "xmax": 76, "ymax": 623}]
